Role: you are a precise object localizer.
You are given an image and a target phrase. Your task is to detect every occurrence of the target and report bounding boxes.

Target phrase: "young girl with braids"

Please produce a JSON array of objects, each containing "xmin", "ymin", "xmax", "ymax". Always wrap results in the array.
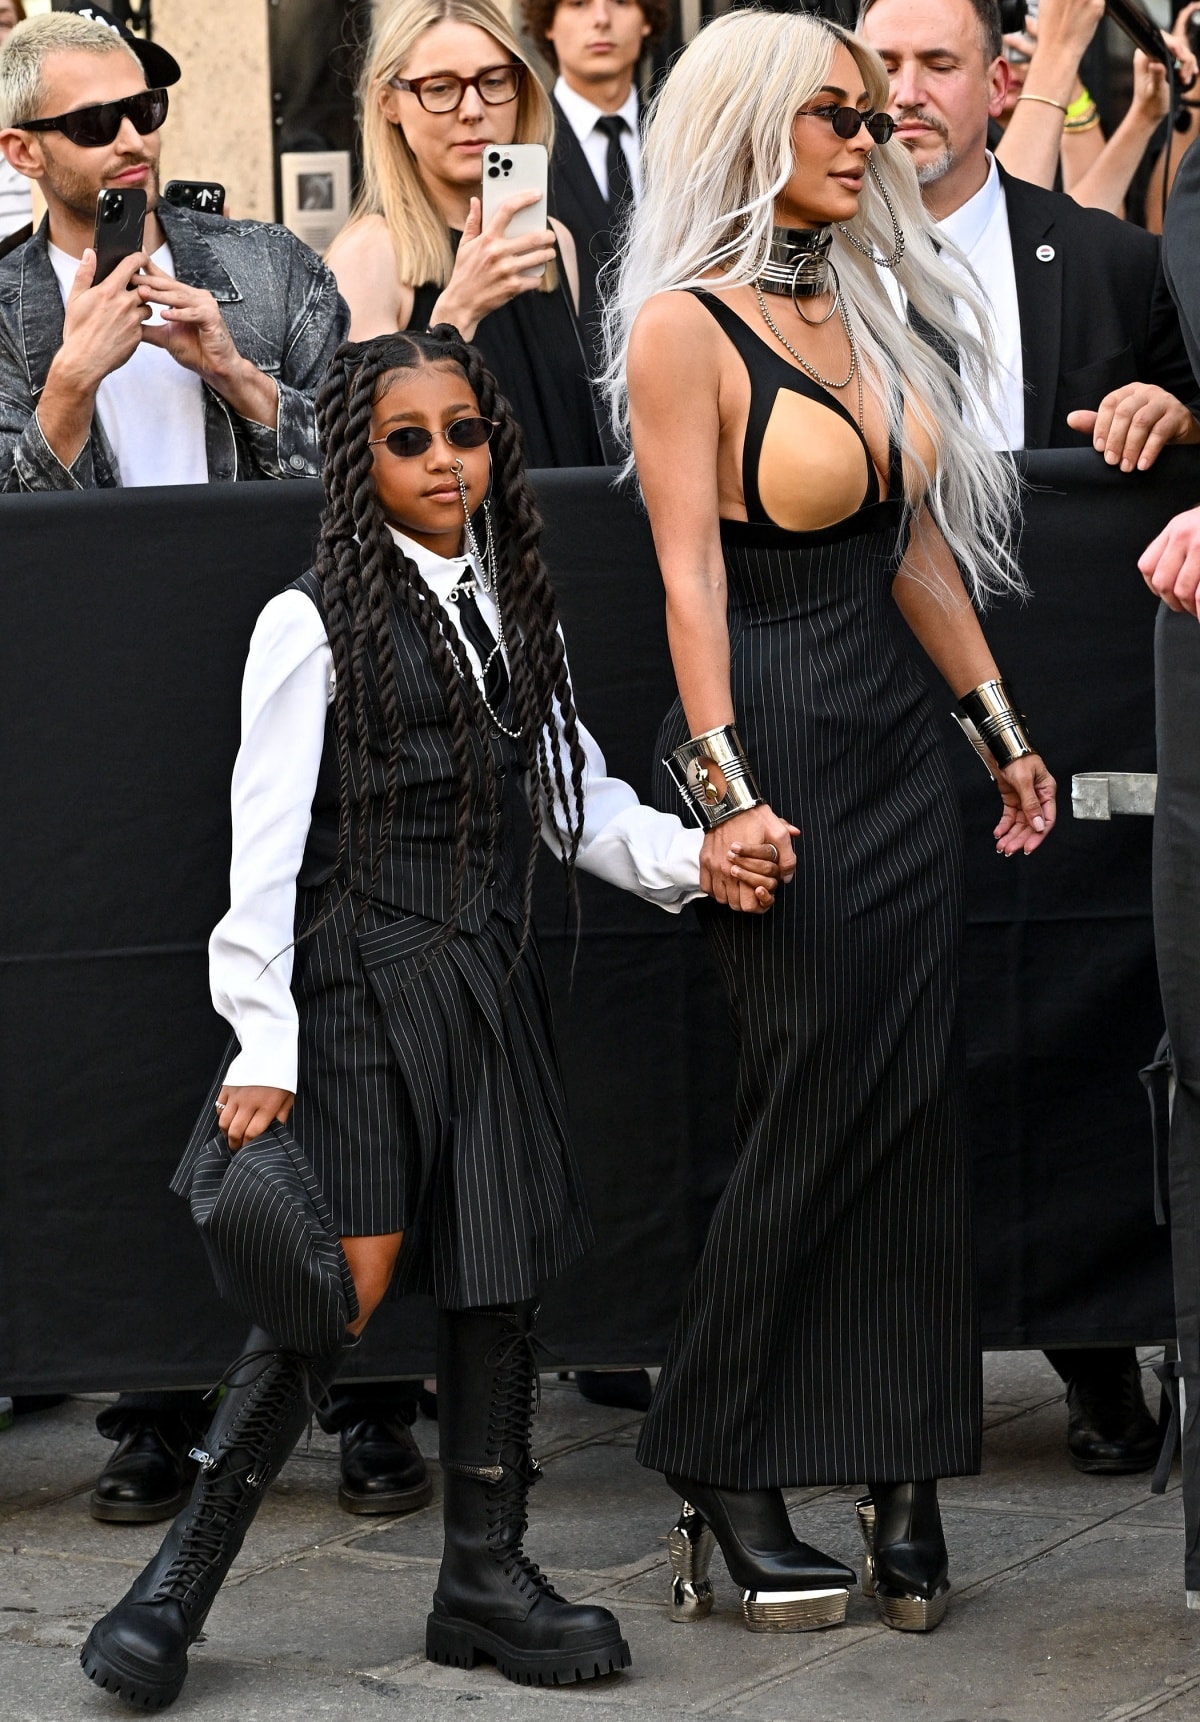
[{"xmin": 81, "ymin": 327, "xmax": 786, "ymax": 1710}]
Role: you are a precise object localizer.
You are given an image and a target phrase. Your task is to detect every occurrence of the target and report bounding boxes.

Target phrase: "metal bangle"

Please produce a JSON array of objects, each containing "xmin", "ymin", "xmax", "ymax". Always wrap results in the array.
[
  {"xmin": 955, "ymin": 679, "xmax": 1034, "ymax": 768},
  {"xmin": 664, "ymin": 724, "xmax": 765, "ymax": 830}
]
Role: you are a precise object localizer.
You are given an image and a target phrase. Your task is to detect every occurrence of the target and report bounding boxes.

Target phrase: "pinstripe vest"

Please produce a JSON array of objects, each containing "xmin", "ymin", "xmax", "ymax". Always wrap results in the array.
[{"xmin": 292, "ymin": 569, "xmax": 532, "ymax": 931}]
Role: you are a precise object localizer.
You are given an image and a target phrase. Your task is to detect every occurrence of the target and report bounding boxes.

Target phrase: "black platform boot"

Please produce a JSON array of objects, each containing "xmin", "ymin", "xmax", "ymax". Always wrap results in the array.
[
  {"xmin": 81, "ymin": 1327, "xmax": 347, "ymax": 1709},
  {"xmin": 664, "ymin": 1477, "xmax": 856, "ymax": 1631},
  {"xmin": 426, "ymin": 1302, "xmax": 631, "ymax": 1685},
  {"xmin": 856, "ymin": 1480, "xmax": 950, "ymax": 1632}
]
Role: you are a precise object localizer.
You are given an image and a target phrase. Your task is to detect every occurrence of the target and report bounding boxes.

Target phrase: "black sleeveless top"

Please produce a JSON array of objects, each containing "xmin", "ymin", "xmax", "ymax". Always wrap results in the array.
[
  {"xmin": 410, "ymin": 233, "xmax": 605, "ymax": 469},
  {"xmin": 691, "ymin": 289, "xmax": 904, "ymax": 544}
]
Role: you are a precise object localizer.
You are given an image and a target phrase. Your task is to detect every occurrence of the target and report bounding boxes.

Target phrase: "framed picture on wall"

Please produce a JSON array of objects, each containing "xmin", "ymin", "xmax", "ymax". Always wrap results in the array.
[{"xmin": 280, "ymin": 150, "xmax": 351, "ymax": 253}]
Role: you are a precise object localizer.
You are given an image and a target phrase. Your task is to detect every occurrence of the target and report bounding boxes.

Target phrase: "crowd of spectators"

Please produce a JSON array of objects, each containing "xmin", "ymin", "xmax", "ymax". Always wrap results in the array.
[{"xmin": 1, "ymin": 0, "xmax": 1197, "ymax": 1529}]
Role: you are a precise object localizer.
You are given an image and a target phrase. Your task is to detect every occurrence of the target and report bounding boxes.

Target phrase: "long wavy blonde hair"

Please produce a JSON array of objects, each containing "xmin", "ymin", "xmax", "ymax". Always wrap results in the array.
[
  {"xmin": 354, "ymin": 0, "xmax": 556, "ymax": 292},
  {"xmin": 602, "ymin": 9, "xmax": 1022, "ymax": 604}
]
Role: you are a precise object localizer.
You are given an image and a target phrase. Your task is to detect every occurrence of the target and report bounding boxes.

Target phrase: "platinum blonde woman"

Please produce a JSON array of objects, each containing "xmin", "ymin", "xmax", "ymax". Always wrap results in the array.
[
  {"xmin": 606, "ymin": 10, "xmax": 1056, "ymax": 1635},
  {"xmin": 327, "ymin": 0, "xmax": 603, "ymax": 466}
]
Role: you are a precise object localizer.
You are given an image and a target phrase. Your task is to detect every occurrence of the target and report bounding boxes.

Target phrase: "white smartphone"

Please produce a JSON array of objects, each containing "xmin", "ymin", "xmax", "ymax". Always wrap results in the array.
[{"xmin": 480, "ymin": 142, "xmax": 549, "ymax": 279}]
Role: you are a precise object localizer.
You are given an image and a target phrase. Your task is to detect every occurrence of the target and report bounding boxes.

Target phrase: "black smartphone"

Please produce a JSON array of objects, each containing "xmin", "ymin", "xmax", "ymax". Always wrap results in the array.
[
  {"xmin": 162, "ymin": 179, "xmax": 226, "ymax": 216},
  {"xmin": 92, "ymin": 187, "xmax": 147, "ymax": 284}
]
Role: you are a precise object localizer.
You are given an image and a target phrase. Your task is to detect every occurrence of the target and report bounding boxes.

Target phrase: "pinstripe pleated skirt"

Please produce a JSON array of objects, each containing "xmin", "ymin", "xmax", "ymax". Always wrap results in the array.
[
  {"xmin": 253, "ymin": 889, "xmax": 594, "ymax": 1311},
  {"xmin": 638, "ymin": 510, "xmax": 982, "ymax": 1488}
]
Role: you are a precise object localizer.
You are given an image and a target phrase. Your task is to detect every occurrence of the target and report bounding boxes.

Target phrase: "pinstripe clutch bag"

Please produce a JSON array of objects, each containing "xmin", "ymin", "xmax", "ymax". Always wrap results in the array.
[{"xmin": 170, "ymin": 1121, "xmax": 359, "ymax": 1355}]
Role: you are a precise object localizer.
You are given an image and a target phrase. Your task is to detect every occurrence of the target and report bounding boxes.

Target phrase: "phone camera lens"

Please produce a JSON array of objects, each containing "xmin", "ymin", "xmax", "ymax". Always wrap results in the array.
[
  {"xmin": 487, "ymin": 166, "xmax": 500, "ymax": 178},
  {"xmin": 101, "ymin": 192, "xmax": 121, "ymax": 221},
  {"xmin": 501, "ymin": 158, "xmax": 513, "ymax": 171}
]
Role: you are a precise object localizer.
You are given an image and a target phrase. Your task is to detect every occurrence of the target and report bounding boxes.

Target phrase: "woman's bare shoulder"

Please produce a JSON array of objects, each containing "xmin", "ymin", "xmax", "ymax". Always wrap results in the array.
[
  {"xmin": 326, "ymin": 213, "xmax": 393, "ymax": 273},
  {"xmin": 630, "ymin": 290, "xmax": 721, "ymax": 379}
]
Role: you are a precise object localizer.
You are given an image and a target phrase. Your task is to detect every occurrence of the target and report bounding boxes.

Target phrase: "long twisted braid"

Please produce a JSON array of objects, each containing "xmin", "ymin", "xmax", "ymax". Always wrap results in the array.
[{"xmin": 310, "ymin": 331, "xmax": 586, "ymax": 949}]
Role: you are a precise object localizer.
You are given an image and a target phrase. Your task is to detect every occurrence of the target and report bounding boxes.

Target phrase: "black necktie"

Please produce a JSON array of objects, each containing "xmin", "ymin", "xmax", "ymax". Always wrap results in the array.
[
  {"xmin": 596, "ymin": 113, "xmax": 634, "ymax": 221},
  {"xmin": 450, "ymin": 572, "xmax": 509, "ymax": 707}
]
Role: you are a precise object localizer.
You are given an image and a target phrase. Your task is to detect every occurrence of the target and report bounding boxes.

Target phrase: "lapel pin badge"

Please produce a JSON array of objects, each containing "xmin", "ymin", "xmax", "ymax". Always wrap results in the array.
[{"xmin": 1035, "ymin": 243, "xmax": 1055, "ymax": 262}]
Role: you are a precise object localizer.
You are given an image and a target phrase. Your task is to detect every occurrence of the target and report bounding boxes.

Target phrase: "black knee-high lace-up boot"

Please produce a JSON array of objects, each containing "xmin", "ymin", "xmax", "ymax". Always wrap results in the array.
[
  {"xmin": 81, "ymin": 1327, "xmax": 348, "ymax": 1709},
  {"xmin": 426, "ymin": 1302, "xmax": 631, "ymax": 1685}
]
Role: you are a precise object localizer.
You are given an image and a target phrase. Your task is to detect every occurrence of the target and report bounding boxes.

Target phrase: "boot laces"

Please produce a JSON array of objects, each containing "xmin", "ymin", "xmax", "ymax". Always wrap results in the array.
[
  {"xmin": 480, "ymin": 1320, "xmax": 563, "ymax": 1604},
  {"xmin": 149, "ymin": 1346, "xmax": 311, "ymax": 1607}
]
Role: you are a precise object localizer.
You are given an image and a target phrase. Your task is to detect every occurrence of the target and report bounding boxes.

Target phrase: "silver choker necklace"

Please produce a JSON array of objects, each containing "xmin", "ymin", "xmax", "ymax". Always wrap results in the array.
[{"xmin": 757, "ymin": 225, "xmax": 834, "ymax": 298}]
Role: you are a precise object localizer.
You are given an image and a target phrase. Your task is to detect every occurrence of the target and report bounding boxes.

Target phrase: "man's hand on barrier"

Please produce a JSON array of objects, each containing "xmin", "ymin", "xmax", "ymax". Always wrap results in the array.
[
  {"xmin": 1139, "ymin": 507, "xmax": 1200, "ymax": 616},
  {"xmin": 136, "ymin": 263, "xmax": 279, "ymax": 430},
  {"xmin": 215, "ymin": 1085, "xmax": 295, "ymax": 1153},
  {"xmin": 1068, "ymin": 385, "xmax": 1200, "ymax": 473},
  {"xmin": 36, "ymin": 249, "xmax": 150, "ymax": 468}
]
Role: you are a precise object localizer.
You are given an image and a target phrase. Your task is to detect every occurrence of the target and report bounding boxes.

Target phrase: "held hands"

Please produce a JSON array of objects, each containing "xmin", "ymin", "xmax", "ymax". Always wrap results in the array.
[
  {"xmin": 1068, "ymin": 386, "xmax": 1200, "ymax": 472},
  {"xmin": 699, "ymin": 806, "xmax": 799, "ymax": 914},
  {"xmin": 433, "ymin": 193, "xmax": 557, "ymax": 339},
  {"xmin": 216, "ymin": 1085, "xmax": 295, "ymax": 1152},
  {"xmin": 992, "ymin": 754, "xmax": 1057, "ymax": 855}
]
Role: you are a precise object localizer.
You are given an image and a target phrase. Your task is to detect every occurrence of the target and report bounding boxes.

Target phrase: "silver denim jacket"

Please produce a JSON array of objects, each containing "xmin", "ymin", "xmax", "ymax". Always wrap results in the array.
[{"xmin": 0, "ymin": 201, "xmax": 349, "ymax": 490}]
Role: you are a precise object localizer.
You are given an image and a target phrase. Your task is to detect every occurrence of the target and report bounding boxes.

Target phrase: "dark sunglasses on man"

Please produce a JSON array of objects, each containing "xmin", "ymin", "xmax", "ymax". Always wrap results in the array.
[
  {"xmin": 369, "ymin": 417, "xmax": 497, "ymax": 459},
  {"xmin": 17, "ymin": 87, "xmax": 169, "ymax": 149}
]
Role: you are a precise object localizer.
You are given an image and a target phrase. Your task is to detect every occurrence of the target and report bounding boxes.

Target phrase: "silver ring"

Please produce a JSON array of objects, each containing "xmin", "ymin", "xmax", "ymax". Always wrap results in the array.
[
  {"xmin": 765, "ymin": 843, "xmax": 779, "ymax": 863},
  {"xmin": 215, "ymin": 1100, "xmax": 228, "ymax": 1111}
]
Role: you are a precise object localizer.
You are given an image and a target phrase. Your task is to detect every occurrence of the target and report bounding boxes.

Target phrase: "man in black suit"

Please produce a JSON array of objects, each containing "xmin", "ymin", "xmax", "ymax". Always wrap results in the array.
[
  {"xmin": 522, "ymin": 0, "xmax": 669, "ymax": 365},
  {"xmin": 861, "ymin": 0, "xmax": 1200, "ymax": 1474}
]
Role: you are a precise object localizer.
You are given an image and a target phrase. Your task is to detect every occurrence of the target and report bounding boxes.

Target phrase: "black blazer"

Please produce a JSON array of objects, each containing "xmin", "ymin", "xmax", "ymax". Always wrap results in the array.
[
  {"xmin": 998, "ymin": 165, "xmax": 1199, "ymax": 448},
  {"xmin": 548, "ymin": 92, "xmax": 640, "ymax": 347},
  {"xmin": 1161, "ymin": 137, "xmax": 1200, "ymax": 390}
]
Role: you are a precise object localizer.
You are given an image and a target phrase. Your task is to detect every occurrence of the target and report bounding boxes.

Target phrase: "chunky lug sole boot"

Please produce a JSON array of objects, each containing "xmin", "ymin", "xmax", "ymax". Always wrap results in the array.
[
  {"xmin": 664, "ymin": 1478, "xmax": 855, "ymax": 1632},
  {"xmin": 426, "ymin": 1303, "xmax": 631, "ymax": 1686},
  {"xmin": 81, "ymin": 1328, "xmax": 346, "ymax": 1709},
  {"xmin": 856, "ymin": 1480, "xmax": 950, "ymax": 1632}
]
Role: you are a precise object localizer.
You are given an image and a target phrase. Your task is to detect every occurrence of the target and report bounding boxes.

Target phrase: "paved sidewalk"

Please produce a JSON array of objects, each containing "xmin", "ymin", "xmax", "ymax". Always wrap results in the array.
[{"xmin": 2, "ymin": 1351, "xmax": 1197, "ymax": 1722}]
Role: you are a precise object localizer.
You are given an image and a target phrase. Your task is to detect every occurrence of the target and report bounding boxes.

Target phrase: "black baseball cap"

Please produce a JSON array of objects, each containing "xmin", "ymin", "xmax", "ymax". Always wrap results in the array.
[{"xmin": 59, "ymin": 3, "xmax": 182, "ymax": 90}]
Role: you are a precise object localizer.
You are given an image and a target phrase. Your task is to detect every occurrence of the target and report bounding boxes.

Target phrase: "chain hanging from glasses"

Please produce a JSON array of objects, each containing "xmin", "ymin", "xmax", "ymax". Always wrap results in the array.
[
  {"xmin": 836, "ymin": 156, "xmax": 906, "ymax": 270},
  {"xmin": 448, "ymin": 460, "xmax": 522, "ymax": 741}
]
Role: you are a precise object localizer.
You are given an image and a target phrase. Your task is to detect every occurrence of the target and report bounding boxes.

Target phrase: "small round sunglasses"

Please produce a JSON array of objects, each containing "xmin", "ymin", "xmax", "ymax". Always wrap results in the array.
[
  {"xmin": 369, "ymin": 417, "xmax": 498, "ymax": 459},
  {"xmin": 800, "ymin": 103, "xmax": 895, "ymax": 145},
  {"xmin": 388, "ymin": 63, "xmax": 525, "ymax": 115},
  {"xmin": 17, "ymin": 86, "xmax": 169, "ymax": 149}
]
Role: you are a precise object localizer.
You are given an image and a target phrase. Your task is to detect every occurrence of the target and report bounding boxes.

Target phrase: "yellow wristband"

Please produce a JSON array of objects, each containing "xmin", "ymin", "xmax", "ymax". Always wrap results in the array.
[{"xmin": 1066, "ymin": 87, "xmax": 1094, "ymax": 122}]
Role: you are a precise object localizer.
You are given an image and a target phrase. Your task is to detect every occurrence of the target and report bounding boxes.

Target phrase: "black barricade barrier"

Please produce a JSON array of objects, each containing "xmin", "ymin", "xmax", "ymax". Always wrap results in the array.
[{"xmin": 0, "ymin": 450, "xmax": 1190, "ymax": 1390}]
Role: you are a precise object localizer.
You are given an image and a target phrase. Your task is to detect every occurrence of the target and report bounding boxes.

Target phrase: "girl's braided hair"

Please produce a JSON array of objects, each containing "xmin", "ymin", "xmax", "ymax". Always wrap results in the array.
[{"xmin": 311, "ymin": 327, "xmax": 588, "ymax": 950}]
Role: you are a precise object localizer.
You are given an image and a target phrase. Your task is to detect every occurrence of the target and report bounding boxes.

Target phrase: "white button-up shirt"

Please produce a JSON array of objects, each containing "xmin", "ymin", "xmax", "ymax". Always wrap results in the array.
[
  {"xmin": 209, "ymin": 527, "xmax": 703, "ymax": 1091},
  {"xmin": 554, "ymin": 75, "xmax": 642, "ymax": 205},
  {"xmin": 936, "ymin": 155, "xmax": 1027, "ymax": 451}
]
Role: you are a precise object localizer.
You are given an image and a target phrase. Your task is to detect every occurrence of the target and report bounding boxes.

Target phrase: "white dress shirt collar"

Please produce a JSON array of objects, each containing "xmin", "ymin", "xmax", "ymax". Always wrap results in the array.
[
  {"xmin": 387, "ymin": 524, "xmax": 483, "ymax": 602},
  {"xmin": 554, "ymin": 75, "xmax": 639, "ymax": 146},
  {"xmin": 937, "ymin": 152, "xmax": 1002, "ymax": 262}
]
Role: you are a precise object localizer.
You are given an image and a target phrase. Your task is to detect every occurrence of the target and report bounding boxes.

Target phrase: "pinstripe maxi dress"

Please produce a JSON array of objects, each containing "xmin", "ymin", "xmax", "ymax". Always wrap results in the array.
[
  {"xmin": 636, "ymin": 291, "xmax": 981, "ymax": 1489},
  {"xmin": 192, "ymin": 529, "xmax": 702, "ymax": 1316}
]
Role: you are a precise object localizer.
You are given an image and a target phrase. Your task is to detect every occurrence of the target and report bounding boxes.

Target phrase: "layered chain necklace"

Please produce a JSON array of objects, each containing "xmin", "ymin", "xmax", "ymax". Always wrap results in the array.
[{"xmin": 753, "ymin": 224, "xmax": 863, "ymax": 430}]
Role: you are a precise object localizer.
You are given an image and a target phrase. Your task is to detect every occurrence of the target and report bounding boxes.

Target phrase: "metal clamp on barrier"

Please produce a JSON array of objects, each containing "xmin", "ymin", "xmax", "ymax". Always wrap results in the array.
[{"xmin": 1071, "ymin": 772, "xmax": 1158, "ymax": 820}]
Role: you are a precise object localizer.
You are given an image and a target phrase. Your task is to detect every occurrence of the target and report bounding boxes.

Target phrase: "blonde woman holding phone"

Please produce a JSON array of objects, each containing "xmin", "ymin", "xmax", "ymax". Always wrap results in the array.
[{"xmin": 328, "ymin": 0, "xmax": 604, "ymax": 466}]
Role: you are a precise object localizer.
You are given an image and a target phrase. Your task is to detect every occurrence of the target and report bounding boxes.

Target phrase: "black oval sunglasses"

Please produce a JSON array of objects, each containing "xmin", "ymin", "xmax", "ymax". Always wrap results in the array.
[
  {"xmin": 18, "ymin": 87, "xmax": 169, "ymax": 149},
  {"xmin": 802, "ymin": 104, "xmax": 895, "ymax": 144},
  {"xmin": 368, "ymin": 417, "xmax": 498, "ymax": 459}
]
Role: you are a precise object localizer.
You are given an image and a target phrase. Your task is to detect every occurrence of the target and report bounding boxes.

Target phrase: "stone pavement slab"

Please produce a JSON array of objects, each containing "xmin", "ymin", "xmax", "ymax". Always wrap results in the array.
[{"xmin": 2, "ymin": 1352, "xmax": 1197, "ymax": 1722}]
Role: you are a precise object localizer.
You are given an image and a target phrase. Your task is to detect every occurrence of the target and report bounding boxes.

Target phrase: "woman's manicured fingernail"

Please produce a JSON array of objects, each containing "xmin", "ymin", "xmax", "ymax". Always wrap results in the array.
[{"xmin": 1033, "ymin": 815, "xmax": 1045, "ymax": 831}]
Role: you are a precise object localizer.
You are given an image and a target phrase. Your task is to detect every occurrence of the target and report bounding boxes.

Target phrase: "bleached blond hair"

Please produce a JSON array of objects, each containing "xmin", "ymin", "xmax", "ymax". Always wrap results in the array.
[
  {"xmin": 0, "ymin": 13, "xmax": 142, "ymax": 130},
  {"xmin": 353, "ymin": 0, "xmax": 556, "ymax": 293},
  {"xmin": 602, "ymin": 8, "xmax": 1022, "ymax": 605}
]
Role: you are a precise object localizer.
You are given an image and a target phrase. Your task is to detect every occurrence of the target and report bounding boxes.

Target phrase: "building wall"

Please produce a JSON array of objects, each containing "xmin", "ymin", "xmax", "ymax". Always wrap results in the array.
[{"xmin": 152, "ymin": 0, "xmax": 275, "ymax": 222}]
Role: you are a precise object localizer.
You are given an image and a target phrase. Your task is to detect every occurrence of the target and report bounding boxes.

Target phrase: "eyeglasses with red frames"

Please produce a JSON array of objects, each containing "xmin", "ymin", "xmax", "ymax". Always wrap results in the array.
[
  {"xmin": 17, "ymin": 87, "xmax": 169, "ymax": 148},
  {"xmin": 368, "ymin": 417, "xmax": 498, "ymax": 459},
  {"xmin": 388, "ymin": 63, "xmax": 526, "ymax": 114},
  {"xmin": 799, "ymin": 104, "xmax": 895, "ymax": 144}
]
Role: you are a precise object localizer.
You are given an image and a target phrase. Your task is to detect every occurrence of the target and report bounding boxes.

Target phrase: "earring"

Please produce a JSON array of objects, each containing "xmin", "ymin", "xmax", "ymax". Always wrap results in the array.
[{"xmin": 836, "ymin": 155, "xmax": 906, "ymax": 270}]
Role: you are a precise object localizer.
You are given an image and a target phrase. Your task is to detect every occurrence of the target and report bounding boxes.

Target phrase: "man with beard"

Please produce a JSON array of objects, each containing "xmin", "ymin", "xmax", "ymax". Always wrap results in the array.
[
  {"xmin": 860, "ymin": 0, "xmax": 1198, "ymax": 460},
  {"xmin": 0, "ymin": 8, "xmax": 431, "ymax": 1531},
  {"xmin": 0, "ymin": 5, "xmax": 346, "ymax": 490},
  {"xmin": 860, "ymin": 0, "xmax": 1198, "ymax": 1475}
]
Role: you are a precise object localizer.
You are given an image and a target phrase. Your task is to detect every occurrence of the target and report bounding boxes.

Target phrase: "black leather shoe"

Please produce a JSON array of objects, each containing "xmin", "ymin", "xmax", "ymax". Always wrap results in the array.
[
  {"xmin": 338, "ymin": 1417, "xmax": 434, "ymax": 1515},
  {"xmin": 1061, "ymin": 1352, "xmax": 1161, "ymax": 1474},
  {"xmin": 90, "ymin": 1422, "xmax": 197, "ymax": 1525},
  {"xmin": 858, "ymin": 1481, "xmax": 950, "ymax": 1631},
  {"xmin": 664, "ymin": 1476, "xmax": 855, "ymax": 1630}
]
